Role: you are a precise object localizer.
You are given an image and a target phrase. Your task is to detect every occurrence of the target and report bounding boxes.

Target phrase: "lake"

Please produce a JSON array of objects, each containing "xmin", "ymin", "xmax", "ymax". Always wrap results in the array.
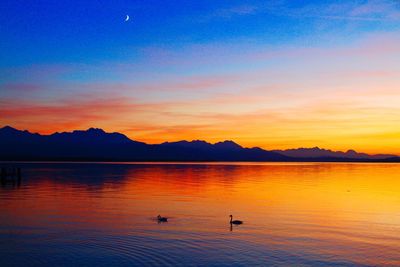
[{"xmin": 1, "ymin": 162, "xmax": 400, "ymax": 266}]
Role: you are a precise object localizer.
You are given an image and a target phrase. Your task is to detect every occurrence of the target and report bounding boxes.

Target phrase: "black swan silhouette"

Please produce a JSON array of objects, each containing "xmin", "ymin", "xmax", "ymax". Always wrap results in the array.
[
  {"xmin": 229, "ymin": 215, "xmax": 243, "ymax": 225},
  {"xmin": 157, "ymin": 215, "xmax": 168, "ymax": 222}
]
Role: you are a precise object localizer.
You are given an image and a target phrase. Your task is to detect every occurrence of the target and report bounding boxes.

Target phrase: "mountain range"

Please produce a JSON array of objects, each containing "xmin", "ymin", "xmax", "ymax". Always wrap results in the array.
[{"xmin": 0, "ymin": 126, "xmax": 399, "ymax": 162}]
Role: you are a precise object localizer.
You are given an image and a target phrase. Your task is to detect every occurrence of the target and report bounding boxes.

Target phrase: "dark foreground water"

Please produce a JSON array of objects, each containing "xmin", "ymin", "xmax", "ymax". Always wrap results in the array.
[{"xmin": 1, "ymin": 162, "xmax": 400, "ymax": 266}]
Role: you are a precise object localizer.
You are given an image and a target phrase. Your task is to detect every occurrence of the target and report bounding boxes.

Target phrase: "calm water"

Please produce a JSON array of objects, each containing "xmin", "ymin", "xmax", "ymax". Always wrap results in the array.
[{"xmin": 1, "ymin": 162, "xmax": 400, "ymax": 266}]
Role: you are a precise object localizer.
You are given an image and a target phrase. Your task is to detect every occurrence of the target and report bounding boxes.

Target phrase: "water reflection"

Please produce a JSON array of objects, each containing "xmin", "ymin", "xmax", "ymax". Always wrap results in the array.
[{"xmin": 0, "ymin": 162, "xmax": 400, "ymax": 266}]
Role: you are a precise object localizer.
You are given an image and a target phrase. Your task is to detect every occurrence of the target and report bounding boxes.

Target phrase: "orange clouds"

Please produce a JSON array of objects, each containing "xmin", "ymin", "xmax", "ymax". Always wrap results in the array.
[
  {"xmin": 2, "ymin": 86, "xmax": 400, "ymax": 154},
  {"xmin": 0, "ymin": 97, "xmax": 165, "ymax": 134}
]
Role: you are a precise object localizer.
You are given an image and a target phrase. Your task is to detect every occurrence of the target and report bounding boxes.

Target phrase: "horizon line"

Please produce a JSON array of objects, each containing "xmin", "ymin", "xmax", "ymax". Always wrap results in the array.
[{"xmin": 1, "ymin": 125, "xmax": 397, "ymax": 157}]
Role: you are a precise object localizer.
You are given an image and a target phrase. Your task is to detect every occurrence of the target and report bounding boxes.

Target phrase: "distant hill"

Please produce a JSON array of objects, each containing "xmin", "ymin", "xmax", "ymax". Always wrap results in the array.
[
  {"xmin": 273, "ymin": 147, "xmax": 395, "ymax": 160},
  {"xmin": 0, "ymin": 126, "xmax": 398, "ymax": 162}
]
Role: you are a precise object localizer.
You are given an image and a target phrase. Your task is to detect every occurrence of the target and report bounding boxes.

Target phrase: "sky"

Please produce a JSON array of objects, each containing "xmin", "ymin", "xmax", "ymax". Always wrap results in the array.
[{"xmin": 1, "ymin": 0, "xmax": 400, "ymax": 153}]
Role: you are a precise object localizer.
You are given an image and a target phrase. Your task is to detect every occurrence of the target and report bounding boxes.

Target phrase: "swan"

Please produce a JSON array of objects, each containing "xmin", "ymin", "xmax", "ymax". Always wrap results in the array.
[
  {"xmin": 229, "ymin": 215, "xmax": 243, "ymax": 225},
  {"xmin": 157, "ymin": 215, "xmax": 168, "ymax": 222}
]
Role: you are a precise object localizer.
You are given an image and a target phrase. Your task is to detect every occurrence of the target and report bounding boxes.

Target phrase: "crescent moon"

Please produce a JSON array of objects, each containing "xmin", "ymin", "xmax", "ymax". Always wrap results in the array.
[{"xmin": 125, "ymin": 15, "xmax": 130, "ymax": 21}]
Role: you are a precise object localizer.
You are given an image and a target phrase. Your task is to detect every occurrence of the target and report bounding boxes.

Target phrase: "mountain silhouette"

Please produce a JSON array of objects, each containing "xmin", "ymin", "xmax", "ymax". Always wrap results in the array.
[
  {"xmin": 273, "ymin": 147, "xmax": 395, "ymax": 160},
  {"xmin": 0, "ymin": 126, "xmax": 398, "ymax": 162}
]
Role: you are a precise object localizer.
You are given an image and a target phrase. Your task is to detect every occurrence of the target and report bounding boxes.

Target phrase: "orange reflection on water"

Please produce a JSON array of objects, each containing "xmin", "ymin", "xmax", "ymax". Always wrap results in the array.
[{"xmin": 1, "ymin": 163, "xmax": 400, "ymax": 265}]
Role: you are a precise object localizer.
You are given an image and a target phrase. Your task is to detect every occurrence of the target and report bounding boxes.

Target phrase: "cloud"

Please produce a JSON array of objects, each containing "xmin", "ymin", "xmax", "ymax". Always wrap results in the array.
[
  {"xmin": 350, "ymin": 0, "xmax": 400, "ymax": 18},
  {"xmin": 206, "ymin": 1, "xmax": 400, "ymax": 23},
  {"xmin": 198, "ymin": 4, "xmax": 259, "ymax": 21},
  {"xmin": 121, "ymin": 75, "xmax": 236, "ymax": 93},
  {"xmin": 295, "ymin": 0, "xmax": 400, "ymax": 22},
  {"xmin": 0, "ymin": 83, "xmax": 44, "ymax": 92},
  {"xmin": 212, "ymin": 5, "xmax": 258, "ymax": 17},
  {"xmin": 0, "ymin": 96, "xmax": 174, "ymax": 134}
]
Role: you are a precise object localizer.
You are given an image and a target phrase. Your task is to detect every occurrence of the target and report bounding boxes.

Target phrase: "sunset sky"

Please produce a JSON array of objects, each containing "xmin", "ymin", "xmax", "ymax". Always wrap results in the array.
[{"xmin": 1, "ymin": 0, "xmax": 400, "ymax": 153}]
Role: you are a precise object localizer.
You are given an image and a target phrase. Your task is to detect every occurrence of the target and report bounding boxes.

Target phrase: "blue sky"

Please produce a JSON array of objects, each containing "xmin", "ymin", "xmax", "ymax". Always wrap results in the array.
[
  {"xmin": 2, "ymin": 0, "xmax": 398, "ymax": 66},
  {"xmin": 1, "ymin": 0, "xmax": 400, "ymax": 153}
]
